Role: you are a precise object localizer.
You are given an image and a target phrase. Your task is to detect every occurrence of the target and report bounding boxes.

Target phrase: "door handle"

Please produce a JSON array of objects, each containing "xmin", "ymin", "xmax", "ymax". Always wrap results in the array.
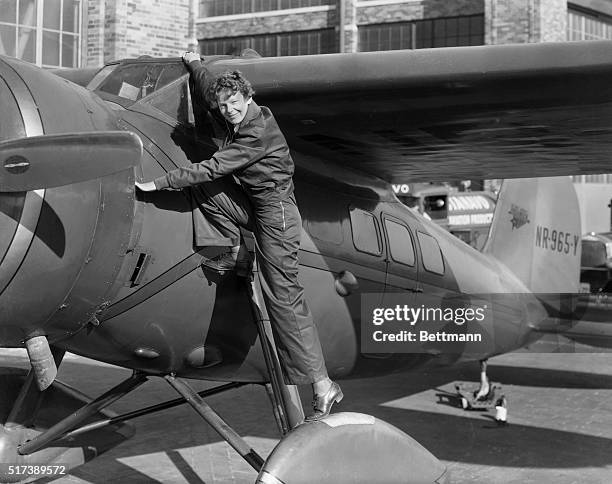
[{"xmin": 410, "ymin": 287, "xmax": 423, "ymax": 293}]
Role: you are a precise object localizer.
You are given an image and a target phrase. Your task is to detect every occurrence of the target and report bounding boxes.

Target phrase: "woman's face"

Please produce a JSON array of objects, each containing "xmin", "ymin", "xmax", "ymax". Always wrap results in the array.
[{"xmin": 217, "ymin": 89, "xmax": 251, "ymax": 125}]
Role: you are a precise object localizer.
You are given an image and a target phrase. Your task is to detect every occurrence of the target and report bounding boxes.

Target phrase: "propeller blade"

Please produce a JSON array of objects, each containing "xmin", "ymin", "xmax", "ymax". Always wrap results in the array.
[{"xmin": 0, "ymin": 131, "xmax": 143, "ymax": 192}]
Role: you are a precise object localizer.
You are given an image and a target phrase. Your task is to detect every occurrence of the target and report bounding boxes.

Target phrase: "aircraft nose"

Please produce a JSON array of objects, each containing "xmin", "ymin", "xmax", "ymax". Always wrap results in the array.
[{"xmin": 0, "ymin": 59, "xmax": 30, "ymax": 301}]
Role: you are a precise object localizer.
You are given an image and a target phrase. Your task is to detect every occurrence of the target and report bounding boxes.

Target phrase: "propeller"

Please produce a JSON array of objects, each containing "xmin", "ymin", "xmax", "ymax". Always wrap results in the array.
[{"xmin": 0, "ymin": 131, "xmax": 143, "ymax": 192}]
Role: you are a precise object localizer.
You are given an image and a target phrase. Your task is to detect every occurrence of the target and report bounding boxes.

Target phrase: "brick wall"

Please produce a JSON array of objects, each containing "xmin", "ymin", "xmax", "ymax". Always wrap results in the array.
[
  {"xmin": 124, "ymin": 0, "xmax": 192, "ymax": 58},
  {"xmin": 85, "ymin": 0, "xmax": 570, "ymax": 63},
  {"xmin": 86, "ymin": 1, "xmax": 106, "ymax": 66},
  {"xmin": 197, "ymin": 9, "xmax": 337, "ymax": 39},
  {"xmin": 105, "ymin": 0, "xmax": 128, "ymax": 61},
  {"xmin": 86, "ymin": 0, "xmax": 192, "ymax": 66},
  {"xmin": 485, "ymin": 0, "xmax": 567, "ymax": 45},
  {"xmin": 196, "ymin": 0, "xmax": 484, "ymax": 52},
  {"xmin": 538, "ymin": 0, "xmax": 566, "ymax": 42},
  {"xmin": 341, "ymin": 0, "xmax": 358, "ymax": 52},
  {"xmin": 357, "ymin": 0, "xmax": 483, "ymax": 25}
]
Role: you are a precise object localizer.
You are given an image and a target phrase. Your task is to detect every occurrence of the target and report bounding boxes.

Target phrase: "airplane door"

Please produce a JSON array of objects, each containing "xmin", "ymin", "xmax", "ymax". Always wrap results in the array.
[
  {"xmin": 381, "ymin": 214, "xmax": 420, "ymax": 323},
  {"xmin": 381, "ymin": 214, "xmax": 419, "ymax": 290}
]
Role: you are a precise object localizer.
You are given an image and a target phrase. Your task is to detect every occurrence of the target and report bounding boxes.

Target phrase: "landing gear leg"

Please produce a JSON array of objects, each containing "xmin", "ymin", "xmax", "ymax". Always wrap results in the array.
[
  {"xmin": 5, "ymin": 347, "xmax": 65, "ymax": 430},
  {"xmin": 474, "ymin": 358, "xmax": 490, "ymax": 400},
  {"xmin": 1, "ymin": 350, "xmax": 141, "ymax": 483},
  {"xmin": 18, "ymin": 370, "xmax": 147, "ymax": 455},
  {"xmin": 165, "ymin": 374, "xmax": 265, "ymax": 472}
]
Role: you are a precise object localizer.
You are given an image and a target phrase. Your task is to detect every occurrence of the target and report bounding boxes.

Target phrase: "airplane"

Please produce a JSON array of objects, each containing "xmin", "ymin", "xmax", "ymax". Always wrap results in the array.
[{"xmin": 1, "ymin": 39, "xmax": 612, "ymax": 483}]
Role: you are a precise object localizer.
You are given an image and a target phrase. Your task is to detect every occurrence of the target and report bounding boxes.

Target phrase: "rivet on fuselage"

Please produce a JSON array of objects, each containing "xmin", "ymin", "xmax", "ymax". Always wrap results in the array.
[{"xmin": 134, "ymin": 347, "xmax": 160, "ymax": 359}]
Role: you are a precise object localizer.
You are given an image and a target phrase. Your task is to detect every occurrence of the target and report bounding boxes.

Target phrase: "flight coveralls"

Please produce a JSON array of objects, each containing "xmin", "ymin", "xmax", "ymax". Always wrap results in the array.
[{"xmin": 153, "ymin": 60, "xmax": 328, "ymax": 385}]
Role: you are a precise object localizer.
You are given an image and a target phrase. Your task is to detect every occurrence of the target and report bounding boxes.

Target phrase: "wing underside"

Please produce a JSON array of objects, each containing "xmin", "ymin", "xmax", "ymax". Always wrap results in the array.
[{"xmin": 212, "ymin": 41, "xmax": 612, "ymax": 182}]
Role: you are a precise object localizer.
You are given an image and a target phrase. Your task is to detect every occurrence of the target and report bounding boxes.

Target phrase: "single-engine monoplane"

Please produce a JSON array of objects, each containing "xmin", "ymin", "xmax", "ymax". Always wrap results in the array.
[{"xmin": 2, "ymin": 40, "xmax": 612, "ymax": 483}]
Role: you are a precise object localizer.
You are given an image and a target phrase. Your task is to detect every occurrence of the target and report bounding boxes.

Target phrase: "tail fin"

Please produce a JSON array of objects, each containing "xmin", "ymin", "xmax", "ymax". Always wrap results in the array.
[{"xmin": 484, "ymin": 177, "xmax": 581, "ymax": 293}]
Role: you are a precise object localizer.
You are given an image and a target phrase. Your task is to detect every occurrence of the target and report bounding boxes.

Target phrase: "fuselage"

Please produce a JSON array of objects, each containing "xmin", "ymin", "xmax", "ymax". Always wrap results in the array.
[{"xmin": 0, "ymin": 55, "xmax": 547, "ymax": 383}]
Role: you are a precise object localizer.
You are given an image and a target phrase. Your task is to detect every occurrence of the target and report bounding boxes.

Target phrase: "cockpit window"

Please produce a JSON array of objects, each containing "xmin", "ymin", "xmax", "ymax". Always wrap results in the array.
[
  {"xmin": 91, "ymin": 62, "xmax": 187, "ymax": 101},
  {"xmin": 143, "ymin": 77, "xmax": 191, "ymax": 126}
]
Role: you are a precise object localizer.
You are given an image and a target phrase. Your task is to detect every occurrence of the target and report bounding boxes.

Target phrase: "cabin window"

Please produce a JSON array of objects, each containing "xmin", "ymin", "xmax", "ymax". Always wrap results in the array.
[
  {"xmin": 350, "ymin": 207, "xmax": 381, "ymax": 255},
  {"xmin": 94, "ymin": 63, "xmax": 187, "ymax": 101},
  {"xmin": 384, "ymin": 219, "xmax": 415, "ymax": 266},
  {"xmin": 144, "ymin": 77, "xmax": 191, "ymax": 125},
  {"xmin": 417, "ymin": 231, "xmax": 444, "ymax": 274}
]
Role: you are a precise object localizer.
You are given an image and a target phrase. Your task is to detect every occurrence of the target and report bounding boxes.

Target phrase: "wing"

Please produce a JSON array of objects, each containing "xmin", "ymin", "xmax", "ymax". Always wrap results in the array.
[{"xmin": 210, "ymin": 40, "xmax": 612, "ymax": 182}]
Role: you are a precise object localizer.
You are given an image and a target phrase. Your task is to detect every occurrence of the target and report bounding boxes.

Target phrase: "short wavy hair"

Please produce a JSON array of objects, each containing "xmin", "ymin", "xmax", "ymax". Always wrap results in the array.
[{"xmin": 206, "ymin": 70, "xmax": 255, "ymax": 106}]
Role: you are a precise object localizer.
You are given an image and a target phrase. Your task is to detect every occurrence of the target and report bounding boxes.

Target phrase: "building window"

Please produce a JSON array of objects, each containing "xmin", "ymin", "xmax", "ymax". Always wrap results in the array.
[
  {"xmin": 572, "ymin": 174, "xmax": 612, "ymax": 184},
  {"xmin": 349, "ymin": 207, "xmax": 382, "ymax": 256},
  {"xmin": 359, "ymin": 14, "xmax": 484, "ymax": 52},
  {"xmin": 199, "ymin": 29, "xmax": 337, "ymax": 56},
  {"xmin": 568, "ymin": 6, "xmax": 612, "ymax": 40},
  {"xmin": 199, "ymin": 0, "xmax": 331, "ymax": 17},
  {"xmin": 0, "ymin": 0, "xmax": 82, "ymax": 67}
]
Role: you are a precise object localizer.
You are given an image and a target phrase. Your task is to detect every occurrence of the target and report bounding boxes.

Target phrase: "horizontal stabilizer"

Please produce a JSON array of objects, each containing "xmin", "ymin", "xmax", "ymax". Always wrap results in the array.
[{"xmin": 0, "ymin": 131, "xmax": 142, "ymax": 192}]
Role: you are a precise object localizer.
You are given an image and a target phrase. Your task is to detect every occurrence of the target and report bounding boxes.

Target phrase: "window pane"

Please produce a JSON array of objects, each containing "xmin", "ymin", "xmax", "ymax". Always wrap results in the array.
[
  {"xmin": 350, "ymin": 208, "xmax": 381, "ymax": 255},
  {"xmin": 19, "ymin": 0, "xmax": 36, "ymax": 25},
  {"xmin": 42, "ymin": 30, "xmax": 60, "ymax": 65},
  {"xmin": 199, "ymin": 0, "xmax": 210, "ymax": 16},
  {"xmin": 470, "ymin": 15, "xmax": 484, "ymax": 35},
  {"xmin": 146, "ymin": 78, "xmax": 191, "ymax": 124},
  {"xmin": 17, "ymin": 26, "xmax": 35, "ymax": 61},
  {"xmin": 567, "ymin": 8, "xmax": 612, "ymax": 41},
  {"xmin": 417, "ymin": 232, "xmax": 444, "ymax": 275},
  {"xmin": 433, "ymin": 19, "xmax": 446, "ymax": 47},
  {"xmin": 61, "ymin": 33, "xmax": 78, "ymax": 67},
  {"xmin": 279, "ymin": 35, "xmax": 289, "ymax": 56},
  {"xmin": 199, "ymin": 29, "xmax": 336, "ymax": 57},
  {"xmin": 385, "ymin": 219, "xmax": 415, "ymax": 266},
  {"xmin": 156, "ymin": 63, "xmax": 188, "ymax": 90},
  {"xmin": 201, "ymin": 0, "xmax": 330, "ymax": 16},
  {"xmin": 44, "ymin": 0, "xmax": 61, "ymax": 29},
  {"xmin": 96, "ymin": 63, "xmax": 166, "ymax": 100},
  {"xmin": 446, "ymin": 18, "xmax": 458, "ymax": 37},
  {"xmin": 63, "ymin": 0, "xmax": 80, "ymax": 33},
  {"xmin": 0, "ymin": 24, "xmax": 16, "ymax": 57},
  {"xmin": 0, "ymin": 0, "xmax": 17, "ymax": 23}
]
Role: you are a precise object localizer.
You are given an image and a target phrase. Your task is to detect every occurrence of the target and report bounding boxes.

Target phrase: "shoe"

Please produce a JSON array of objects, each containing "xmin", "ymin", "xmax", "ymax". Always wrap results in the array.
[
  {"xmin": 201, "ymin": 251, "xmax": 252, "ymax": 277},
  {"xmin": 305, "ymin": 381, "xmax": 343, "ymax": 422}
]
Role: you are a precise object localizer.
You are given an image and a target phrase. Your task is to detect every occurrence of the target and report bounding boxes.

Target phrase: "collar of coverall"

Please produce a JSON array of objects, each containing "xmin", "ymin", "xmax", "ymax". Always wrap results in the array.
[{"xmin": 237, "ymin": 99, "xmax": 261, "ymax": 127}]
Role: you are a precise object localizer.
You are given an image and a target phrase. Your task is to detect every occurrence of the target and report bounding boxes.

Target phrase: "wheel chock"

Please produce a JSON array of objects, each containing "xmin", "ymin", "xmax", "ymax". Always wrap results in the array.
[{"xmin": 256, "ymin": 412, "xmax": 449, "ymax": 484}]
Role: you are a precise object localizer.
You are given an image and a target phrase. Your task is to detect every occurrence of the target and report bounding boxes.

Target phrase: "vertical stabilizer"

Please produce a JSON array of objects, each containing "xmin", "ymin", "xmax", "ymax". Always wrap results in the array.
[{"xmin": 484, "ymin": 177, "xmax": 581, "ymax": 293}]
